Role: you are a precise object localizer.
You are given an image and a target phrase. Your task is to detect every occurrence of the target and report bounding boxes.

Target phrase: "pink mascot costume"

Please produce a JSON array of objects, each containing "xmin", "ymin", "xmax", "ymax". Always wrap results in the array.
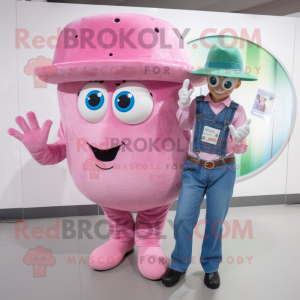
[{"xmin": 8, "ymin": 13, "xmax": 205, "ymax": 280}]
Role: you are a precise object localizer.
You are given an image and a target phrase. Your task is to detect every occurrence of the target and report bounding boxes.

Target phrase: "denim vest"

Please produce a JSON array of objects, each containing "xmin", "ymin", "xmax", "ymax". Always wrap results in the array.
[{"xmin": 193, "ymin": 95, "xmax": 239, "ymax": 157}]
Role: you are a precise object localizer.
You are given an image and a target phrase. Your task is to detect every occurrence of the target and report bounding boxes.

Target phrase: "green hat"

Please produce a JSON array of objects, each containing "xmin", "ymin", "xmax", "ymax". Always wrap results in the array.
[{"xmin": 191, "ymin": 45, "xmax": 257, "ymax": 81}]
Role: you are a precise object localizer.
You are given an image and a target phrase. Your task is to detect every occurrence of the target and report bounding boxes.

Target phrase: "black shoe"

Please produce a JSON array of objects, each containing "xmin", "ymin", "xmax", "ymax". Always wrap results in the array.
[
  {"xmin": 162, "ymin": 268, "xmax": 185, "ymax": 287},
  {"xmin": 204, "ymin": 271, "xmax": 220, "ymax": 289}
]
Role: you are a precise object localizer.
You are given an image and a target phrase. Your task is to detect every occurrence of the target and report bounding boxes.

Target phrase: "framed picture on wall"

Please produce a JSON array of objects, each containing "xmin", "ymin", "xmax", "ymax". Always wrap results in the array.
[{"xmin": 251, "ymin": 88, "xmax": 276, "ymax": 119}]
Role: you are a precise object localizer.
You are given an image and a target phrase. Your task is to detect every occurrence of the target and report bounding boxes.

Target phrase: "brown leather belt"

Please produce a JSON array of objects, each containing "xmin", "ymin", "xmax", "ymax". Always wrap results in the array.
[{"xmin": 187, "ymin": 156, "xmax": 235, "ymax": 169}]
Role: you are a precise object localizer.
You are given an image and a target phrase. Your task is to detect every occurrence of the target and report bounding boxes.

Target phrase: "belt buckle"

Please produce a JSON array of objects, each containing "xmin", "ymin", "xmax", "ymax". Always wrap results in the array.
[{"xmin": 204, "ymin": 161, "xmax": 215, "ymax": 169}]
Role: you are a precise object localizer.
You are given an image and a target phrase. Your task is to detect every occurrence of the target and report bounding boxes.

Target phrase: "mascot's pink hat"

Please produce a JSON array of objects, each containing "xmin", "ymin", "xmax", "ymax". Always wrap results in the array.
[{"xmin": 34, "ymin": 13, "xmax": 206, "ymax": 86}]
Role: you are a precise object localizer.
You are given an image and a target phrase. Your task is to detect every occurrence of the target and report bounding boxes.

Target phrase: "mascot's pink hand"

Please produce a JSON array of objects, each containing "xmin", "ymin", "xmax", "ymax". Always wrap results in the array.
[{"xmin": 8, "ymin": 112, "xmax": 53, "ymax": 154}]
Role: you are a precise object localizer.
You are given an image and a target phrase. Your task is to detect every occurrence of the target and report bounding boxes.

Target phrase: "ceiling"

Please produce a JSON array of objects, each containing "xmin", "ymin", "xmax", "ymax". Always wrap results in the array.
[{"xmin": 47, "ymin": 0, "xmax": 300, "ymax": 15}]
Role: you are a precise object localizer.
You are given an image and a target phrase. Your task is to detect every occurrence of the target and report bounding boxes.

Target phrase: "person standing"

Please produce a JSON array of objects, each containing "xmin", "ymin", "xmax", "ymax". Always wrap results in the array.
[{"xmin": 162, "ymin": 46, "xmax": 258, "ymax": 289}]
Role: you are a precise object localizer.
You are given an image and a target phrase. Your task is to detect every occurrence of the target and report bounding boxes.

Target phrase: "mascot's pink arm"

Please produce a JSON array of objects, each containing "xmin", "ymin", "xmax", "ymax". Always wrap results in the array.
[
  {"xmin": 30, "ymin": 140, "xmax": 66, "ymax": 165},
  {"xmin": 7, "ymin": 111, "xmax": 66, "ymax": 165}
]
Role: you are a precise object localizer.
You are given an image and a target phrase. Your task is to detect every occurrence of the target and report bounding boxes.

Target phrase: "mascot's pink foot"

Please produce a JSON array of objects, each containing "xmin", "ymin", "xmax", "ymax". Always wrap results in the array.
[
  {"xmin": 90, "ymin": 239, "xmax": 134, "ymax": 271},
  {"xmin": 138, "ymin": 246, "xmax": 169, "ymax": 280}
]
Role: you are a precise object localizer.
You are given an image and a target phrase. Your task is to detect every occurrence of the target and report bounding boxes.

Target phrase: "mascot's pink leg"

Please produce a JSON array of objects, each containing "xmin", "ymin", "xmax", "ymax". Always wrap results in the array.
[
  {"xmin": 135, "ymin": 204, "xmax": 171, "ymax": 280},
  {"xmin": 89, "ymin": 207, "xmax": 135, "ymax": 271}
]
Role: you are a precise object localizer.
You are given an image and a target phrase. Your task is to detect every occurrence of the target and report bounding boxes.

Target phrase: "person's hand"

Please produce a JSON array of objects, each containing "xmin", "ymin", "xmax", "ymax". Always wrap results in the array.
[
  {"xmin": 8, "ymin": 112, "xmax": 53, "ymax": 154},
  {"xmin": 229, "ymin": 119, "xmax": 251, "ymax": 144},
  {"xmin": 178, "ymin": 79, "xmax": 194, "ymax": 107}
]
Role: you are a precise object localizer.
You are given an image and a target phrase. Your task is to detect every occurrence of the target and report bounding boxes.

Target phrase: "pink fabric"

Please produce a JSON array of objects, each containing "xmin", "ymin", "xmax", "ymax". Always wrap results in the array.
[
  {"xmin": 7, "ymin": 112, "xmax": 67, "ymax": 165},
  {"xmin": 102, "ymin": 203, "xmax": 171, "ymax": 247},
  {"xmin": 31, "ymin": 122, "xmax": 66, "ymax": 165},
  {"xmin": 57, "ymin": 81, "xmax": 188, "ymax": 212},
  {"xmin": 9, "ymin": 12, "xmax": 210, "ymax": 278},
  {"xmin": 89, "ymin": 239, "xmax": 135, "ymax": 271},
  {"xmin": 102, "ymin": 207, "xmax": 135, "ymax": 241},
  {"xmin": 135, "ymin": 203, "xmax": 171, "ymax": 247},
  {"xmin": 30, "ymin": 141, "xmax": 66, "ymax": 165},
  {"xmin": 177, "ymin": 93, "xmax": 248, "ymax": 160},
  {"xmin": 8, "ymin": 83, "xmax": 189, "ymax": 213},
  {"xmin": 34, "ymin": 13, "xmax": 206, "ymax": 86},
  {"xmin": 137, "ymin": 246, "xmax": 169, "ymax": 280},
  {"xmin": 8, "ymin": 81, "xmax": 187, "ymax": 260}
]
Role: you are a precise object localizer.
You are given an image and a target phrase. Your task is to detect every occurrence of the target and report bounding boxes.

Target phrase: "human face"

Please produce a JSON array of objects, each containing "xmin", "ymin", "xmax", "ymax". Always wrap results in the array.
[{"xmin": 207, "ymin": 75, "xmax": 241, "ymax": 102}]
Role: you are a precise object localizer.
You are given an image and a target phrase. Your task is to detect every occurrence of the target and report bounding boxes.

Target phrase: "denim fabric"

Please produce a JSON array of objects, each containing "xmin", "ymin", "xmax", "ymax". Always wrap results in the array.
[
  {"xmin": 170, "ymin": 155, "xmax": 236, "ymax": 273},
  {"xmin": 193, "ymin": 97, "xmax": 239, "ymax": 156}
]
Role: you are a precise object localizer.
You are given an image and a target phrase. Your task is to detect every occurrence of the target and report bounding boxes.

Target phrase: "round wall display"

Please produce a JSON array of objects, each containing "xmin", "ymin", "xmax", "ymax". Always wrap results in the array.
[{"xmin": 187, "ymin": 35, "xmax": 296, "ymax": 182}]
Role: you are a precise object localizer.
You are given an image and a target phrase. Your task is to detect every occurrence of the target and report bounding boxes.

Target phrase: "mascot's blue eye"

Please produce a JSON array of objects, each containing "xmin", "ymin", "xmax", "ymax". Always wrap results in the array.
[
  {"xmin": 85, "ymin": 90, "xmax": 104, "ymax": 111},
  {"xmin": 114, "ymin": 91, "xmax": 135, "ymax": 112},
  {"xmin": 78, "ymin": 83, "xmax": 108, "ymax": 123}
]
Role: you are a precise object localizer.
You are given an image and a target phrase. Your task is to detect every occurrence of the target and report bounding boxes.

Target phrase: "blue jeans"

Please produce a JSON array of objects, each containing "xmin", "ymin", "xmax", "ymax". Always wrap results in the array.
[{"xmin": 170, "ymin": 155, "xmax": 236, "ymax": 273}]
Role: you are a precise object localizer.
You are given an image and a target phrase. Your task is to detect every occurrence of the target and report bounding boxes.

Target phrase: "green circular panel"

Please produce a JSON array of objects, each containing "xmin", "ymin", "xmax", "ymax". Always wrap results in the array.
[{"xmin": 188, "ymin": 35, "xmax": 296, "ymax": 182}]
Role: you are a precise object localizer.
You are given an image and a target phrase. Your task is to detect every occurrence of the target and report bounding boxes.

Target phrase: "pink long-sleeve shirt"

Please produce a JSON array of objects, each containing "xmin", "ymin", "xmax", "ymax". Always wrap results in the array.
[{"xmin": 177, "ymin": 93, "xmax": 248, "ymax": 161}]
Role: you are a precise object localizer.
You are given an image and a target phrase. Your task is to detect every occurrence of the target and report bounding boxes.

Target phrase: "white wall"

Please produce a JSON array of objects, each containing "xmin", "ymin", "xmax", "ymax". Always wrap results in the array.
[
  {"xmin": 1, "ymin": 1, "xmax": 300, "ymax": 208},
  {"xmin": 286, "ymin": 17, "xmax": 300, "ymax": 196},
  {"xmin": 0, "ymin": 0, "xmax": 23, "ymax": 209}
]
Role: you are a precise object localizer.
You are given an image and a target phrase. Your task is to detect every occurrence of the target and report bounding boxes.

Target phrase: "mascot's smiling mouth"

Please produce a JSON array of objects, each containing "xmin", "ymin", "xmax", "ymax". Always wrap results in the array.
[{"xmin": 87, "ymin": 142, "xmax": 125, "ymax": 170}]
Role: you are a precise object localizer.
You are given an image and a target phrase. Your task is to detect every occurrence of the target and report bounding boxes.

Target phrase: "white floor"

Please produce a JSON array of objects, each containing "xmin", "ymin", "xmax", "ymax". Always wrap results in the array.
[{"xmin": 0, "ymin": 204, "xmax": 299, "ymax": 300}]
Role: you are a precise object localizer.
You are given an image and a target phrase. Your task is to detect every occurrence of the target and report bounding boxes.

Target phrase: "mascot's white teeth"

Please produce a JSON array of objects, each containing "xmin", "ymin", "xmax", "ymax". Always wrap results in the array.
[{"xmin": 213, "ymin": 89, "xmax": 226, "ymax": 95}]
